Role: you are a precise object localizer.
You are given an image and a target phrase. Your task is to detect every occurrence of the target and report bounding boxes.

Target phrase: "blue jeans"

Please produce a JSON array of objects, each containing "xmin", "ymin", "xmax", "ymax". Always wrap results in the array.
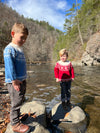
[{"xmin": 60, "ymin": 80, "xmax": 71, "ymax": 102}]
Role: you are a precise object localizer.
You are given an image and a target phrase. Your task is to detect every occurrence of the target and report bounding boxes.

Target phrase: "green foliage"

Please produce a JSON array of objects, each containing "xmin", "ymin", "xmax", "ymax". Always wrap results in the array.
[
  {"xmin": 54, "ymin": 0, "xmax": 100, "ymax": 61},
  {"xmin": 26, "ymin": 18, "xmax": 63, "ymax": 33},
  {"xmin": 46, "ymin": 24, "xmax": 55, "ymax": 31},
  {"xmin": 53, "ymin": 35, "xmax": 70, "ymax": 60}
]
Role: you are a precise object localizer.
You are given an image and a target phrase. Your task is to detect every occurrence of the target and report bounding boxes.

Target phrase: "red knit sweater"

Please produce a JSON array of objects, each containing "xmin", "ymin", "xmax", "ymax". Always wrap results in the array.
[{"xmin": 54, "ymin": 61, "xmax": 75, "ymax": 82}]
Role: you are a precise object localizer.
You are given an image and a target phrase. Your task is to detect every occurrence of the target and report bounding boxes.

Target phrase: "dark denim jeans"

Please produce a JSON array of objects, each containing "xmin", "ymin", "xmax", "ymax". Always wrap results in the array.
[
  {"xmin": 60, "ymin": 80, "xmax": 71, "ymax": 102},
  {"xmin": 7, "ymin": 80, "xmax": 26, "ymax": 125}
]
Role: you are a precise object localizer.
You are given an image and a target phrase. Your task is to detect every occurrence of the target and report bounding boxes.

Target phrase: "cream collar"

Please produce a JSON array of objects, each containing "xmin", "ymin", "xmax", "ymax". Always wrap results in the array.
[
  {"xmin": 58, "ymin": 60, "xmax": 70, "ymax": 66},
  {"xmin": 10, "ymin": 43, "xmax": 23, "ymax": 52}
]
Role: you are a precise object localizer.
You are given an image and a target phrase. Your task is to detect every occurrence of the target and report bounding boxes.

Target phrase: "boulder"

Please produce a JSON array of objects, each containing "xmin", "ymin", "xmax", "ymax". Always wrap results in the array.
[
  {"xmin": 0, "ymin": 67, "xmax": 5, "ymax": 74},
  {"xmin": 0, "ymin": 72, "xmax": 4, "ymax": 76},
  {"xmin": 52, "ymin": 103, "xmax": 86, "ymax": 124},
  {"xmin": 5, "ymin": 101, "xmax": 50, "ymax": 133},
  {"xmin": 82, "ymin": 32, "xmax": 100, "ymax": 66},
  {"xmin": 52, "ymin": 103, "xmax": 87, "ymax": 133}
]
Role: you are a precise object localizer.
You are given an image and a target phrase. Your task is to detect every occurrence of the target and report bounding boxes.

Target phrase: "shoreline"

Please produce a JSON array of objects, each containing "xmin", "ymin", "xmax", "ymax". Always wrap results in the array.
[
  {"xmin": 0, "ymin": 60, "xmax": 100, "ymax": 67},
  {"xmin": 0, "ymin": 73, "xmax": 10, "ymax": 133}
]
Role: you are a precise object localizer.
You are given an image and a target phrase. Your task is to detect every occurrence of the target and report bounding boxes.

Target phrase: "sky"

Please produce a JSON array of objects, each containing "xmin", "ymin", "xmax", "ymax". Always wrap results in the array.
[{"xmin": 1, "ymin": 0, "xmax": 82, "ymax": 31}]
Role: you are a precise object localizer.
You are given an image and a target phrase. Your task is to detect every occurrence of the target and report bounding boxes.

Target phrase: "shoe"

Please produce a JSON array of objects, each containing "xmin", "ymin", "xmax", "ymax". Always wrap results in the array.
[
  {"xmin": 12, "ymin": 123, "xmax": 30, "ymax": 133},
  {"xmin": 20, "ymin": 114, "xmax": 28, "ymax": 122},
  {"xmin": 66, "ymin": 100, "xmax": 71, "ymax": 106},
  {"xmin": 62, "ymin": 101, "xmax": 65, "ymax": 107},
  {"xmin": 62, "ymin": 101, "xmax": 67, "ymax": 110},
  {"xmin": 66, "ymin": 101, "xmax": 73, "ymax": 108}
]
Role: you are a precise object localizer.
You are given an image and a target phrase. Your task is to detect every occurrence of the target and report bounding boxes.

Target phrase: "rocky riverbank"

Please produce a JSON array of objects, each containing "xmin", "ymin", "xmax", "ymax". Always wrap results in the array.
[{"xmin": 0, "ymin": 67, "xmax": 10, "ymax": 133}]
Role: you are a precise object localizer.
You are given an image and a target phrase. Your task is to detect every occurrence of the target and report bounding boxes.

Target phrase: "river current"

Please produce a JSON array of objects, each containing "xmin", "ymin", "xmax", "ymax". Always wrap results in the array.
[{"xmin": 26, "ymin": 64, "xmax": 100, "ymax": 133}]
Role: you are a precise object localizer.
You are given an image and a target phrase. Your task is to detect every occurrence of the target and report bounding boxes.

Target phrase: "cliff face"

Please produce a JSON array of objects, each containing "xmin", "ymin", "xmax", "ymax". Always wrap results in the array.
[
  {"xmin": 82, "ymin": 32, "xmax": 100, "ymax": 66},
  {"xmin": 24, "ymin": 23, "xmax": 59, "ymax": 63},
  {"xmin": 0, "ymin": 3, "xmax": 60, "ymax": 63}
]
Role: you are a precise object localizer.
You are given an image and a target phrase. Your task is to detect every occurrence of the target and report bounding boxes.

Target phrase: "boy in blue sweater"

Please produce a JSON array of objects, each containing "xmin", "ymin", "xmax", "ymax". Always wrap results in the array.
[{"xmin": 3, "ymin": 23, "xmax": 30, "ymax": 133}]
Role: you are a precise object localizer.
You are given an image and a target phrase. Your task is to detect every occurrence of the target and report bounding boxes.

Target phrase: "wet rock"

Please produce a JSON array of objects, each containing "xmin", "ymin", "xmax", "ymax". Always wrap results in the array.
[
  {"xmin": 0, "ymin": 67, "xmax": 5, "ymax": 75},
  {"xmin": 52, "ymin": 103, "xmax": 86, "ymax": 124},
  {"xmin": 52, "ymin": 103, "xmax": 87, "ymax": 133},
  {"xmin": 0, "ymin": 67, "xmax": 5, "ymax": 72},
  {"xmin": 27, "ymin": 70, "xmax": 35, "ymax": 74},
  {"xmin": 82, "ymin": 32, "xmax": 100, "ymax": 66},
  {"xmin": 5, "ymin": 101, "xmax": 50, "ymax": 133},
  {"xmin": 0, "ymin": 72, "xmax": 4, "ymax": 76}
]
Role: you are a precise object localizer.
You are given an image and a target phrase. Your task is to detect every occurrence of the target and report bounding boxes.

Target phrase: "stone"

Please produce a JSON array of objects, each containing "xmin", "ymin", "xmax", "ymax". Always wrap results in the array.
[
  {"xmin": 82, "ymin": 32, "xmax": 100, "ymax": 66},
  {"xmin": 5, "ymin": 101, "xmax": 50, "ymax": 133},
  {"xmin": 52, "ymin": 103, "xmax": 86, "ymax": 124},
  {"xmin": 0, "ymin": 67, "xmax": 5, "ymax": 72},
  {"xmin": 27, "ymin": 70, "xmax": 35, "ymax": 74},
  {"xmin": 64, "ymin": 106, "xmax": 86, "ymax": 124},
  {"xmin": 51, "ymin": 103, "xmax": 87, "ymax": 133},
  {"xmin": 0, "ymin": 72, "xmax": 4, "ymax": 76}
]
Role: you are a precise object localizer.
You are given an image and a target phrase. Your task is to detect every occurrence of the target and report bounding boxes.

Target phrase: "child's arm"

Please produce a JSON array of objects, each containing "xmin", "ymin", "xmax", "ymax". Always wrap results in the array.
[
  {"xmin": 70, "ymin": 63, "xmax": 75, "ymax": 80},
  {"xmin": 54, "ymin": 63, "xmax": 60, "ymax": 82},
  {"xmin": 4, "ymin": 48, "xmax": 22, "ymax": 91},
  {"xmin": 4, "ymin": 48, "xmax": 17, "ymax": 80}
]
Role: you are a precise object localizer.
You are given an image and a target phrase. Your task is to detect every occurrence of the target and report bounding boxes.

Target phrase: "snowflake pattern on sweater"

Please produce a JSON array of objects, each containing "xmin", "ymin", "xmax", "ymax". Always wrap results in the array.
[{"xmin": 54, "ymin": 60, "xmax": 75, "ymax": 82}]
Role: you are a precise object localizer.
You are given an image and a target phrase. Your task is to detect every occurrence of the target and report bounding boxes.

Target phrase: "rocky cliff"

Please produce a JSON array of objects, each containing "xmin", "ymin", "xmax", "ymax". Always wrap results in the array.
[{"xmin": 82, "ymin": 32, "xmax": 100, "ymax": 66}]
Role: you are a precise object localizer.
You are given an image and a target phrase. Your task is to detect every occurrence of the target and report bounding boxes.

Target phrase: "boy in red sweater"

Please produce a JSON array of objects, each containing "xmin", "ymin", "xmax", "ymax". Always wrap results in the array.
[{"xmin": 54, "ymin": 49, "xmax": 75, "ymax": 109}]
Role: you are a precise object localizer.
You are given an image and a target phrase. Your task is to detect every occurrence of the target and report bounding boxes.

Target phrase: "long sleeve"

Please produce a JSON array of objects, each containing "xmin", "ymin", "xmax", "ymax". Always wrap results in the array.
[
  {"xmin": 4, "ymin": 48, "xmax": 17, "ymax": 82},
  {"xmin": 70, "ymin": 63, "xmax": 75, "ymax": 79},
  {"xmin": 54, "ymin": 63, "xmax": 59, "ymax": 78}
]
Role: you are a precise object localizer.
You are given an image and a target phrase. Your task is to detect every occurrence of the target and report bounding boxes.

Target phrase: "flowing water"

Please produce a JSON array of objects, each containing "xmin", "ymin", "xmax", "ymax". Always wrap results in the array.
[{"xmin": 26, "ymin": 64, "xmax": 100, "ymax": 133}]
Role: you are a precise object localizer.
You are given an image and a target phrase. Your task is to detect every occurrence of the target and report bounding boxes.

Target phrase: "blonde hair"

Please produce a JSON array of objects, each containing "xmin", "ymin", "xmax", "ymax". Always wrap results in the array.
[
  {"xmin": 11, "ymin": 23, "xmax": 28, "ymax": 35},
  {"xmin": 59, "ymin": 49, "xmax": 68, "ymax": 57}
]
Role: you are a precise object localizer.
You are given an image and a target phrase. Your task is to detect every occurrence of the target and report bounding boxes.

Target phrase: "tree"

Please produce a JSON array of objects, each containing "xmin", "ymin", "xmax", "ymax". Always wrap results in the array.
[
  {"xmin": 64, "ymin": 1, "xmax": 84, "ymax": 45},
  {"xmin": 64, "ymin": 3, "xmax": 76, "ymax": 33}
]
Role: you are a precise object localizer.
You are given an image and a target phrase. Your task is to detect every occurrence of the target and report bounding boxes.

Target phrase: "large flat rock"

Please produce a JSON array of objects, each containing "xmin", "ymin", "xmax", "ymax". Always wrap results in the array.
[
  {"xmin": 51, "ymin": 103, "xmax": 87, "ymax": 133},
  {"xmin": 52, "ymin": 102, "xmax": 86, "ymax": 124},
  {"xmin": 5, "ymin": 101, "xmax": 50, "ymax": 133}
]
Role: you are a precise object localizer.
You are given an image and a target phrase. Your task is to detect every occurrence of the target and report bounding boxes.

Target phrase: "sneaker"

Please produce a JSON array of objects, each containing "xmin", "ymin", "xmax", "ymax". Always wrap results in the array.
[
  {"xmin": 62, "ymin": 101, "xmax": 67, "ymax": 110},
  {"xmin": 66, "ymin": 101, "xmax": 73, "ymax": 108}
]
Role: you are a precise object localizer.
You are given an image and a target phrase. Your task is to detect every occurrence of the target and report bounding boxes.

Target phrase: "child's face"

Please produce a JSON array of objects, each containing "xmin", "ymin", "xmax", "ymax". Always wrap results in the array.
[
  {"xmin": 60, "ymin": 54, "xmax": 68, "ymax": 62},
  {"xmin": 11, "ymin": 32, "xmax": 27, "ymax": 46}
]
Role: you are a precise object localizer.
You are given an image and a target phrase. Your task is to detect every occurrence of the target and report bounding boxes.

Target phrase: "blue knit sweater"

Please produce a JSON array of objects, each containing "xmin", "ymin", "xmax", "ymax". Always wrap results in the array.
[{"xmin": 3, "ymin": 43, "xmax": 27, "ymax": 83}]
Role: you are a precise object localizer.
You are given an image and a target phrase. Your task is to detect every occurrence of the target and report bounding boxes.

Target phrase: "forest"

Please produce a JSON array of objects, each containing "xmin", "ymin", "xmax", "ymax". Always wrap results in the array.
[
  {"xmin": 0, "ymin": 0, "xmax": 100, "ymax": 64},
  {"xmin": 53, "ymin": 0, "xmax": 100, "ymax": 62}
]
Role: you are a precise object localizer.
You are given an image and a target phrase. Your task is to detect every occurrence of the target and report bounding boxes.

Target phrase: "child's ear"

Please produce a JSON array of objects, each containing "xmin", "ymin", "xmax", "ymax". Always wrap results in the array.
[{"xmin": 11, "ymin": 31, "xmax": 15, "ymax": 37}]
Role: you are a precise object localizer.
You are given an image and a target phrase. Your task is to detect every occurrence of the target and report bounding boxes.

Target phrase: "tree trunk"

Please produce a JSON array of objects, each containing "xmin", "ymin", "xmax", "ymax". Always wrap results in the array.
[{"xmin": 76, "ymin": 0, "xmax": 84, "ymax": 45}]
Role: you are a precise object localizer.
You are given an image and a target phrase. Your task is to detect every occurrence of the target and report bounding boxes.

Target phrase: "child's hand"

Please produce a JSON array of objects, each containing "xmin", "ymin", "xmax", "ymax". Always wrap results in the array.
[
  {"xmin": 12, "ymin": 80, "xmax": 22, "ymax": 91},
  {"xmin": 72, "ymin": 78, "xmax": 74, "ymax": 81},
  {"xmin": 56, "ymin": 78, "xmax": 60, "ymax": 82}
]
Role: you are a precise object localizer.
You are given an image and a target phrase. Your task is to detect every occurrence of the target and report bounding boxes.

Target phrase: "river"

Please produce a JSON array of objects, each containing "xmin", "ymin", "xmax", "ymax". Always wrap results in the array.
[{"xmin": 26, "ymin": 64, "xmax": 100, "ymax": 133}]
